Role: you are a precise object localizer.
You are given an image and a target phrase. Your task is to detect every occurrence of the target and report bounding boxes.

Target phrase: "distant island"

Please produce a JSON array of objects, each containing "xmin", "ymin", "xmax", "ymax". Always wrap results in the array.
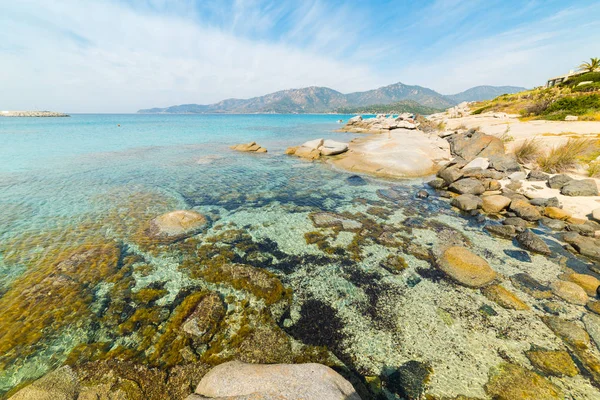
[
  {"xmin": 138, "ymin": 83, "xmax": 526, "ymax": 115},
  {"xmin": 1, "ymin": 111, "xmax": 69, "ymax": 117}
]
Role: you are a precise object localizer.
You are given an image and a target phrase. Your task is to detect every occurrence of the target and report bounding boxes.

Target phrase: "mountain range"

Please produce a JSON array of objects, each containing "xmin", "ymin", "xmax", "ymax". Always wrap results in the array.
[{"xmin": 138, "ymin": 83, "xmax": 526, "ymax": 114}]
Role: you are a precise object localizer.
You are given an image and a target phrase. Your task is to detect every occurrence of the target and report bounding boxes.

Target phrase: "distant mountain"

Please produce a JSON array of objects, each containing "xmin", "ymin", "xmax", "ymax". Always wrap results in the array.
[
  {"xmin": 446, "ymin": 85, "xmax": 526, "ymax": 103},
  {"xmin": 334, "ymin": 100, "xmax": 442, "ymax": 115},
  {"xmin": 138, "ymin": 83, "xmax": 526, "ymax": 114}
]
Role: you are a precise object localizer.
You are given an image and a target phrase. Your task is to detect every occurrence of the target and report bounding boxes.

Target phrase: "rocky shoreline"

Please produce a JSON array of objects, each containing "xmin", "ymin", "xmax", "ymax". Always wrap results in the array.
[{"xmin": 0, "ymin": 110, "xmax": 70, "ymax": 117}]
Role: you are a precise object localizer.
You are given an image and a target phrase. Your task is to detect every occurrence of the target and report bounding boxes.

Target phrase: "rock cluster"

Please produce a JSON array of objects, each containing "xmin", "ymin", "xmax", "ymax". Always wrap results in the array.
[
  {"xmin": 230, "ymin": 142, "xmax": 268, "ymax": 153},
  {"xmin": 286, "ymin": 139, "xmax": 348, "ymax": 160},
  {"xmin": 338, "ymin": 114, "xmax": 418, "ymax": 134}
]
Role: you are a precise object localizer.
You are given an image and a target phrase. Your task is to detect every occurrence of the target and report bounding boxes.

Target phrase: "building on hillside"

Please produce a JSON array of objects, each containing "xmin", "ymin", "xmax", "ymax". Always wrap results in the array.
[{"xmin": 546, "ymin": 70, "xmax": 586, "ymax": 87}]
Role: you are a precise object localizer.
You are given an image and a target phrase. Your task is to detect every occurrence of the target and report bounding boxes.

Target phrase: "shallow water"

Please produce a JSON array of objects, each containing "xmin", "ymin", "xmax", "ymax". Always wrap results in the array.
[{"xmin": 1, "ymin": 115, "xmax": 600, "ymax": 399}]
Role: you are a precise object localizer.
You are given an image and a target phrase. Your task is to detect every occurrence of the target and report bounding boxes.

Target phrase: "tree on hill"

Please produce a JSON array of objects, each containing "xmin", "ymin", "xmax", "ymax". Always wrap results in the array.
[{"xmin": 579, "ymin": 57, "xmax": 600, "ymax": 73}]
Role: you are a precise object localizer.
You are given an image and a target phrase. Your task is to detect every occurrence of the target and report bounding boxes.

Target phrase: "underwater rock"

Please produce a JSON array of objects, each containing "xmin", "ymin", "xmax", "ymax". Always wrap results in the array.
[
  {"xmin": 583, "ymin": 313, "xmax": 600, "ymax": 352},
  {"xmin": 191, "ymin": 361, "xmax": 361, "ymax": 400},
  {"xmin": 540, "ymin": 217, "xmax": 566, "ymax": 231},
  {"xmin": 551, "ymin": 280, "xmax": 588, "ymax": 305},
  {"xmin": 542, "ymin": 316, "xmax": 590, "ymax": 349},
  {"xmin": 526, "ymin": 348, "xmax": 578, "ymax": 377},
  {"xmin": 587, "ymin": 300, "xmax": 600, "ymax": 315},
  {"xmin": 516, "ymin": 229, "xmax": 551, "ymax": 255},
  {"xmin": 565, "ymin": 273, "xmax": 600, "ymax": 297},
  {"xmin": 385, "ymin": 360, "xmax": 432, "ymax": 400},
  {"xmin": 427, "ymin": 177, "xmax": 447, "ymax": 189},
  {"xmin": 8, "ymin": 366, "xmax": 78, "ymax": 400},
  {"xmin": 380, "ymin": 254, "xmax": 408, "ymax": 274},
  {"xmin": 435, "ymin": 246, "xmax": 497, "ymax": 288},
  {"xmin": 181, "ymin": 292, "xmax": 225, "ymax": 344},
  {"xmin": 416, "ymin": 189, "xmax": 429, "ymax": 199},
  {"xmin": 482, "ymin": 284, "xmax": 529, "ymax": 310},
  {"xmin": 485, "ymin": 224, "xmax": 516, "ymax": 239},
  {"xmin": 484, "ymin": 363, "xmax": 563, "ymax": 400},
  {"xmin": 449, "ymin": 178, "xmax": 485, "ymax": 195},
  {"xmin": 346, "ymin": 175, "xmax": 367, "ymax": 186},
  {"xmin": 230, "ymin": 142, "xmax": 267, "ymax": 153},
  {"xmin": 510, "ymin": 273, "xmax": 552, "ymax": 299},
  {"xmin": 309, "ymin": 212, "xmax": 362, "ymax": 231},
  {"xmin": 144, "ymin": 210, "xmax": 208, "ymax": 243}
]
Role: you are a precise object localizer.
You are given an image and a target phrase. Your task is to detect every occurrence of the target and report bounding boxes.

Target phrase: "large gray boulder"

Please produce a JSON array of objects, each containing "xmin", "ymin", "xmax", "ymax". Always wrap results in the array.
[
  {"xmin": 452, "ymin": 194, "xmax": 483, "ymax": 211},
  {"xmin": 488, "ymin": 154, "xmax": 521, "ymax": 172},
  {"xmin": 188, "ymin": 361, "xmax": 361, "ymax": 400},
  {"xmin": 560, "ymin": 179, "xmax": 599, "ymax": 196},
  {"xmin": 448, "ymin": 132, "xmax": 505, "ymax": 161},
  {"xmin": 548, "ymin": 174, "xmax": 573, "ymax": 189},
  {"xmin": 449, "ymin": 178, "xmax": 485, "ymax": 195}
]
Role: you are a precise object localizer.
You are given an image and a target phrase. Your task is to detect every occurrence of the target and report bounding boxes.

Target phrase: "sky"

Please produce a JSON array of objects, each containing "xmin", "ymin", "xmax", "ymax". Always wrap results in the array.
[{"xmin": 1, "ymin": 0, "xmax": 599, "ymax": 113}]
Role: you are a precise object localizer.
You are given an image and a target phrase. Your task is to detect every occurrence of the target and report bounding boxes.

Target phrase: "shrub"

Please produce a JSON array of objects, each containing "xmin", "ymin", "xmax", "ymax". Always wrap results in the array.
[
  {"xmin": 521, "ymin": 100, "xmax": 550, "ymax": 117},
  {"xmin": 541, "ymin": 94, "xmax": 600, "ymax": 120},
  {"xmin": 513, "ymin": 139, "xmax": 542, "ymax": 164},
  {"xmin": 538, "ymin": 139, "xmax": 589, "ymax": 173},
  {"xmin": 565, "ymin": 72, "xmax": 600, "ymax": 87},
  {"xmin": 573, "ymin": 82, "xmax": 600, "ymax": 93},
  {"xmin": 472, "ymin": 105, "xmax": 492, "ymax": 115},
  {"xmin": 588, "ymin": 161, "xmax": 600, "ymax": 177}
]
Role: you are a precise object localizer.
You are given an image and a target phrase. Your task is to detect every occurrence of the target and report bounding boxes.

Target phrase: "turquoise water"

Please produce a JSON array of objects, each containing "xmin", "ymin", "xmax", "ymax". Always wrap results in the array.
[{"xmin": 1, "ymin": 115, "xmax": 600, "ymax": 399}]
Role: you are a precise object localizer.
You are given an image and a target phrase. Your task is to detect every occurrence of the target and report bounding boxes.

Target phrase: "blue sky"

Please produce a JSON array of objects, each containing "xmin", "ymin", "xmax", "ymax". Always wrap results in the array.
[{"xmin": 1, "ymin": 0, "xmax": 599, "ymax": 112}]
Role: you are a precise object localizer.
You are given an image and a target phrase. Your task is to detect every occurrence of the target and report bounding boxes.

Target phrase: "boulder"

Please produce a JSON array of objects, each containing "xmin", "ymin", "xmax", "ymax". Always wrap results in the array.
[
  {"xmin": 525, "ymin": 350, "xmax": 579, "ymax": 377},
  {"xmin": 484, "ymin": 363, "xmax": 563, "ymax": 400},
  {"xmin": 230, "ymin": 142, "xmax": 267, "ymax": 153},
  {"xmin": 463, "ymin": 157, "xmax": 489, "ymax": 170},
  {"xmin": 503, "ymin": 217, "xmax": 528, "ymax": 228},
  {"xmin": 509, "ymin": 200, "xmax": 541, "ymax": 221},
  {"xmin": 485, "ymin": 224, "xmax": 516, "ymax": 239},
  {"xmin": 528, "ymin": 170, "xmax": 550, "ymax": 181},
  {"xmin": 293, "ymin": 146, "xmax": 321, "ymax": 160},
  {"xmin": 451, "ymin": 194, "xmax": 483, "ymax": 211},
  {"xmin": 427, "ymin": 178, "xmax": 447, "ymax": 190},
  {"xmin": 544, "ymin": 207, "xmax": 571, "ymax": 220},
  {"xmin": 435, "ymin": 246, "xmax": 497, "ymax": 288},
  {"xmin": 285, "ymin": 146, "xmax": 299, "ymax": 155},
  {"xmin": 144, "ymin": 210, "xmax": 208, "ymax": 243},
  {"xmin": 482, "ymin": 284, "xmax": 529, "ymax": 310},
  {"xmin": 540, "ymin": 217, "xmax": 567, "ymax": 231},
  {"xmin": 508, "ymin": 171, "xmax": 527, "ymax": 181},
  {"xmin": 482, "ymin": 195, "xmax": 511, "ymax": 213},
  {"xmin": 561, "ymin": 179, "xmax": 599, "ymax": 196},
  {"xmin": 348, "ymin": 116, "xmax": 362, "ymax": 124},
  {"xmin": 438, "ymin": 165, "xmax": 463, "ymax": 184},
  {"xmin": 449, "ymin": 178, "xmax": 486, "ymax": 195},
  {"xmin": 562, "ymin": 232, "xmax": 600, "ymax": 260},
  {"xmin": 191, "ymin": 361, "xmax": 361, "ymax": 400},
  {"xmin": 551, "ymin": 280, "xmax": 588, "ymax": 305},
  {"xmin": 542, "ymin": 316, "xmax": 590, "ymax": 349},
  {"xmin": 566, "ymin": 273, "xmax": 600, "ymax": 297},
  {"xmin": 448, "ymin": 132, "xmax": 505, "ymax": 161},
  {"xmin": 567, "ymin": 222, "xmax": 596, "ymax": 237},
  {"xmin": 516, "ymin": 229, "xmax": 551, "ymax": 255},
  {"xmin": 548, "ymin": 174, "xmax": 573, "ymax": 189},
  {"xmin": 488, "ymin": 154, "xmax": 521, "ymax": 172},
  {"xmin": 301, "ymin": 139, "xmax": 324, "ymax": 150},
  {"xmin": 319, "ymin": 140, "xmax": 348, "ymax": 156}
]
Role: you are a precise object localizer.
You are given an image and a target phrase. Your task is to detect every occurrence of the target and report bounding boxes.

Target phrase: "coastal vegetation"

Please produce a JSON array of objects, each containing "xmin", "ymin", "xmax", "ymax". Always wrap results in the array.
[{"xmin": 334, "ymin": 100, "xmax": 442, "ymax": 115}]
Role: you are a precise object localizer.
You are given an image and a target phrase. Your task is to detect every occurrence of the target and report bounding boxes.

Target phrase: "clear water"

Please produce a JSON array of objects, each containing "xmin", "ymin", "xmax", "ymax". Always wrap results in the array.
[{"xmin": 1, "ymin": 115, "xmax": 599, "ymax": 399}]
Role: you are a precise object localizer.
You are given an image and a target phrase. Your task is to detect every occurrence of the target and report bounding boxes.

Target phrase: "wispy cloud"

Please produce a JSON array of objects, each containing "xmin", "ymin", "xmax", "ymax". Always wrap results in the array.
[{"xmin": 0, "ymin": 0, "xmax": 599, "ymax": 112}]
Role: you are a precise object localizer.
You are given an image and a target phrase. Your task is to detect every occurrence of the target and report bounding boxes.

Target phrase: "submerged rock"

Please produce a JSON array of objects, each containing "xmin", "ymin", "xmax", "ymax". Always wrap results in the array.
[
  {"xmin": 346, "ymin": 175, "xmax": 367, "ymax": 186},
  {"xmin": 435, "ymin": 246, "xmax": 497, "ymax": 288},
  {"xmin": 310, "ymin": 212, "xmax": 362, "ymax": 230},
  {"xmin": 385, "ymin": 360, "xmax": 432, "ymax": 400},
  {"xmin": 565, "ymin": 273, "xmax": 600, "ymax": 297},
  {"xmin": 482, "ymin": 284, "xmax": 529, "ymax": 310},
  {"xmin": 451, "ymin": 194, "xmax": 482, "ymax": 211},
  {"xmin": 551, "ymin": 280, "xmax": 588, "ymax": 305},
  {"xmin": 181, "ymin": 292, "xmax": 225, "ymax": 343},
  {"xmin": 516, "ymin": 229, "xmax": 551, "ymax": 255},
  {"xmin": 9, "ymin": 366, "xmax": 78, "ymax": 400},
  {"xmin": 542, "ymin": 316, "xmax": 590, "ymax": 349},
  {"xmin": 144, "ymin": 210, "xmax": 208, "ymax": 243},
  {"xmin": 191, "ymin": 361, "xmax": 361, "ymax": 400},
  {"xmin": 510, "ymin": 273, "xmax": 552, "ymax": 299},
  {"xmin": 484, "ymin": 362, "xmax": 563, "ymax": 400},
  {"xmin": 230, "ymin": 142, "xmax": 267, "ymax": 153},
  {"xmin": 485, "ymin": 224, "xmax": 516, "ymax": 239},
  {"xmin": 525, "ymin": 349, "xmax": 579, "ymax": 377}
]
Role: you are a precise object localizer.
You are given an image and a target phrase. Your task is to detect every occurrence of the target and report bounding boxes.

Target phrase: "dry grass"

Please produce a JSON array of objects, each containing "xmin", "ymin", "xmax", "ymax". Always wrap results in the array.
[
  {"xmin": 588, "ymin": 161, "xmax": 600, "ymax": 177},
  {"xmin": 513, "ymin": 139, "xmax": 542, "ymax": 164},
  {"xmin": 537, "ymin": 139, "xmax": 590, "ymax": 173}
]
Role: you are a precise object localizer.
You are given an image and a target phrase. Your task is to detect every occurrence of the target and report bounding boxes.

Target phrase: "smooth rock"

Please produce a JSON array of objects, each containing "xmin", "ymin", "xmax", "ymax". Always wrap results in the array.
[
  {"xmin": 319, "ymin": 140, "xmax": 348, "ymax": 156},
  {"xmin": 310, "ymin": 212, "xmax": 362, "ymax": 230},
  {"xmin": 528, "ymin": 170, "xmax": 550, "ymax": 181},
  {"xmin": 293, "ymin": 146, "xmax": 321, "ymax": 160},
  {"xmin": 416, "ymin": 190, "xmax": 429, "ymax": 199},
  {"xmin": 592, "ymin": 207, "xmax": 600, "ymax": 223},
  {"xmin": 145, "ymin": 210, "xmax": 208, "ymax": 243},
  {"xmin": 463, "ymin": 157, "xmax": 489, "ymax": 170},
  {"xmin": 427, "ymin": 178, "xmax": 447, "ymax": 190},
  {"xmin": 544, "ymin": 207, "xmax": 571, "ymax": 220},
  {"xmin": 566, "ymin": 273, "xmax": 600, "ymax": 297},
  {"xmin": 346, "ymin": 175, "xmax": 367, "ymax": 186},
  {"xmin": 485, "ymin": 224, "xmax": 516, "ymax": 239},
  {"xmin": 509, "ymin": 171, "xmax": 527, "ymax": 181},
  {"xmin": 482, "ymin": 195, "xmax": 511, "ymax": 213},
  {"xmin": 540, "ymin": 217, "xmax": 567, "ymax": 231},
  {"xmin": 484, "ymin": 362, "xmax": 562, "ymax": 400},
  {"xmin": 551, "ymin": 280, "xmax": 588, "ymax": 305},
  {"xmin": 193, "ymin": 361, "xmax": 361, "ymax": 400},
  {"xmin": 561, "ymin": 179, "xmax": 599, "ymax": 196},
  {"xmin": 449, "ymin": 178, "xmax": 486, "ymax": 195},
  {"xmin": 511, "ymin": 273, "xmax": 552, "ymax": 299},
  {"xmin": 452, "ymin": 194, "xmax": 483, "ymax": 211},
  {"xmin": 516, "ymin": 229, "xmax": 551, "ymax": 255},
  {"xmin": 488, "ymin": 154, "xmax": 521, "ymax": 172},
  {"xmin": 9, "ymin": 366, "xmax": 78, "ymax": 400},
  {"xmin": 543, "ymin": 316, "xmax": 590, "ymax": 349},
  {"xmin": 449, "ymin": 132, "xmax": 505, "ymax": 161},
  {"xmin": 587, "ymin": 300, "xmax": 600, "ymax": 315},
  {"xmin": 436, "ymin": 246, "xmax": 497, "ymax": 288},
  {"xmin": 503, "ymin": 217, "xmax": 528, "ymax": 228},
  {"xmin": 583, "ymin": 313, "xmax": 600, "ymax": 351},
  {"xmin": 301, "ymin": 138, "xmax": 324, "ymax": 150},
  {"xmin": 548, "ymin": 174, "xmax": 573, "ymax": 189},
  {"xmin": 482, "ymin": 284, "xmax": 529, "ymax": 310},
  {"xmin": 509, "ymin": 199, "xmax": 541, "ymax": 221},
  {"xmin": 525, "ymin": 349, "xmax": 579, "ymax": 377}
]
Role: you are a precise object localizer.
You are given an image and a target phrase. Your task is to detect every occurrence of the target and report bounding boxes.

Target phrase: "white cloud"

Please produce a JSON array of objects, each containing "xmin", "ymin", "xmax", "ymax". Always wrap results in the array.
[{"xmin": 0, "ymin": 0, "xmax": 379, "ymax": 112}]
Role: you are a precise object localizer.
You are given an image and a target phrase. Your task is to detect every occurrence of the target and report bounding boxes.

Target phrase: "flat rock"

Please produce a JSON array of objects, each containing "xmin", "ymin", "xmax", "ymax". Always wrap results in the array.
[
  {"xmin": 511, "ymin": 273, "xmax": 552, "ymax": 299},
  {"xmin": 551, "ymin": 280, "xmax": 588, "ymax": 305},
  {"xmin": 525, "ymin": 349, "xmax": 579, "ymax": 377},
  {"xmin": 548, "ymin": 174, "xmax": 573, "ymax": 189},
  {"xmin": 503, "ymin": 217, "xmax": 528, "ymax": 228},
  {"xmin": 482, "ymin": 195, "xmax": 511, "ymax": 213},
  {"xmin": 451, "ymin": 194, "xmax": 482, "ymax": 211},
  {"xmin": 449, "ymin": 132, "xmax": 505, "ymax": 161},
  {"xmin": 319, "ymin": 140, "xmax": 348, "ymax": 156},
  {"xmin": 561, "ymin": 179, "xmax": 599, "ymax": 196},
  {"xmin": 9, "ymin": 366, "xmax": 78, "ymax": 400},
  {"xmin": 484, "ymin": 362, "xmax": 563, "ymax": 400},
  {"xmin": 145, "ymin": 210, "xmax": 208, "ymax": 243},
  {"xmin": 449, "ymin": 178, "xmax": 486, "ymax": 195},
  {"xmin": 544, "ymin": 207, "xmax": 571, "ymax": 220},
  {"xmin": 482, "ymin": 284, "xmax": 529, "ymax": 310},
  {"xmin": 509, "ymin": 199, "xmax": 541, "ymax": 221},
  {"xmin": 583, "ymin": 313, "xmax": 600, "ymax": 351},
  {"xmin": 463, "ymin": 157, "xmax": 489, "ymax": 170},
  {"xmin": 192, "ymin": 361, "xmax": 360, "ymax": 400},
  {"xmin": 436, "ymin": 246, "xmax": 497, "ymax": 288},
  {"xmin": 566, "ymin": 273, "xmax": 600, "ymax": 297},
  {"xmin": 310, "ymin": 212, "xmax": 362, "ymax": 230},
  {"xmin": 488, "ymin": 154, "xmax": 521, "ymax": 172},
  {"xmin": 543, "ymin": 316, "xmax": 591, "ymax": 349},
  {"xmin": 301, "ymin": 138, "xmax": 324, "ymax": 150},
  {"xmin": 508, "ymin": 171, "xmax": 527, "ymax": 181},
  {"xmin": 540, "ymin": 217, "xmax": 567, "ymax": 231},
  {"xmin": 516, "ymin": 229, "xmax": 551, "ymax": 255},
  {"xmin": 230, "ymin": 142, "xmax": 267, "ymax": 153}
]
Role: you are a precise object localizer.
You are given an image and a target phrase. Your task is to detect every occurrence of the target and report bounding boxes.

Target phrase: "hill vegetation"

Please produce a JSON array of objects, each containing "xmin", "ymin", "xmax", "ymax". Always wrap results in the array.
[{"xmin": 334, "ymin": 100, "xmax": 442, "ymax": 115}]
